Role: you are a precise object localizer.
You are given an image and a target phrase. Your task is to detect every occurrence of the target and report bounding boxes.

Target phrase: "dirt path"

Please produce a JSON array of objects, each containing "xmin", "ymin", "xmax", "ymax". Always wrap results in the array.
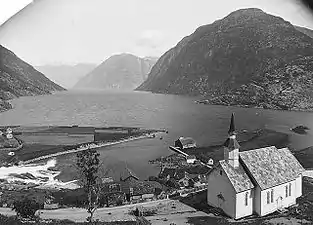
[{"xmin": 0, "ymin": 199, "xmax": 209, "ymax": 223}]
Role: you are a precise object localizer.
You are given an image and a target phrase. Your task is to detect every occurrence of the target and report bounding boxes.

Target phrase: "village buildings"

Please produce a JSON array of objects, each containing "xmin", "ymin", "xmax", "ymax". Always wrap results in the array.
[{"xmin": 207, "ymin": 113, "xmax": 305, "ymax": 219}]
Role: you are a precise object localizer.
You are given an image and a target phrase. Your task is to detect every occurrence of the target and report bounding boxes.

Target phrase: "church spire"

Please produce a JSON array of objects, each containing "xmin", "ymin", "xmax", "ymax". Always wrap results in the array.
[
  {"xmin": 224, "ymin": 113, "xmax": 240, "ymax": 168},
  {"xmin": 228, "ymin": 113, "xmax": 236, "ymax": 136}
]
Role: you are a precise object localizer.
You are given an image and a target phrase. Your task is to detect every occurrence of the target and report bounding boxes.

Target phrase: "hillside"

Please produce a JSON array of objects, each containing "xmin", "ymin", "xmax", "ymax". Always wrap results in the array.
[
  {"xmin": 73, "ymin": 54, "xmax": 157, "ymax": 90},
  {"xmin": 0, "ymin": 45, "xmax": 65, "ymax": 111},
  {"xmin": 295, "ymin": 25, "xmax": 313, "ymax": 39},
  {"xmin": 36, "ymin": 63, "xmax": 96, "ymax": 89},
  {"xmin": 136, "ymin": 8, "xmax": 313, "ymax": 111}
]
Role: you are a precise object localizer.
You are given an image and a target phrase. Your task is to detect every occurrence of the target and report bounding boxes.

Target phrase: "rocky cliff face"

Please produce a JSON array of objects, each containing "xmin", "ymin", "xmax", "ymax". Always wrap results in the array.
[
  {"xmin": 73, "ymin": 54, "xmax": 157, "ymax": 90},
  {"xmin": 136, "ymin": 8, "xmax": 313, "ymax": 111},
  {"xmin": 0, "ymin": 45, "xmax": 65, "ymax": 111}
]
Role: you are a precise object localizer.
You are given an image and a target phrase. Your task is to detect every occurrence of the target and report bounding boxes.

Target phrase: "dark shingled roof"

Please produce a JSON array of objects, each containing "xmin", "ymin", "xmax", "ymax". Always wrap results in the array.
[
  {"xmin": 240, "ymin": 146, "xmax": 305, "ymax": 190},
  {"xmin": 219, "ymin": 160, "xmax": 254, "ymax": 193}
]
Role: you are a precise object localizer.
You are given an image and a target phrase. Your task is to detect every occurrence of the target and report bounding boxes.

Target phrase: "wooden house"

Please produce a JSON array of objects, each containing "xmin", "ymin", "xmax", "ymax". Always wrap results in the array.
[{"xmin": 174, "ymin": 137, "xmax": 196, "ymax": 150}]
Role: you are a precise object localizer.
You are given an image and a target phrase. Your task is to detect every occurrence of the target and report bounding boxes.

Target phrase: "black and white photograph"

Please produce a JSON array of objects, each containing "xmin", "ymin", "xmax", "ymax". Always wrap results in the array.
[{"xmin": 0, "ymin": 0, "xmax": 313, "ymax": 224}]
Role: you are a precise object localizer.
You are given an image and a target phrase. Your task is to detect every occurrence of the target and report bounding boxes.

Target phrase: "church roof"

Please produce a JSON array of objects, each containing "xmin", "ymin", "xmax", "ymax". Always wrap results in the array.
[
  {"xmin": 239, "ymin": 146, "xmax": 305, "ymax": 190},
  {"xmin": 219, "ymin": 160, "xmax": 254, "ymax": 193}
]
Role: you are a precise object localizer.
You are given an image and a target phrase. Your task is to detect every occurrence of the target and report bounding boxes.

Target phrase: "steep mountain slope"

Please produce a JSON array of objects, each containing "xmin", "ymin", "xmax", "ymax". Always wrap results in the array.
[
  {"xmin": 0, "ymin": 45, "xmax": 65, "ymax": 111},
  {"xmin": 73, "ymin": 54, "xmax": 157, "ymax": 90},
  {"xmin": 295, "ymin": 25, "xmax": 313, "ymax": 39},
  {"xmin": 36, "ymin": 63, "xmax": 96, "ymax": 89},
  {"xmin": 136, "ymin": 8, "xmax": 313, "ymax": 111}
]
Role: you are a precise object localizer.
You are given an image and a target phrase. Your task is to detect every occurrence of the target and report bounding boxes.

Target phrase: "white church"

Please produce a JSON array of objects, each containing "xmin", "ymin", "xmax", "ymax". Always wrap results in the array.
[{"xmin": 207, "ymin": 113, "xmax": 305, "ymax": 219}]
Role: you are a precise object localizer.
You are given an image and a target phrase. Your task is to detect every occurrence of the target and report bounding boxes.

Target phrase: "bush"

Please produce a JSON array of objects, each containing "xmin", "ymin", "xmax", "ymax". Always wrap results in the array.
[{"xmin": 12, "ymin": 198, "xmax": 40, "ymax": 219}]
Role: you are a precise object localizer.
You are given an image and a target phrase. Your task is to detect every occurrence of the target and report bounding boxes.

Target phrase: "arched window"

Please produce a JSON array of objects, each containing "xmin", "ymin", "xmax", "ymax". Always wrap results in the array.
[
  {"xmin": 270, "ymin": 189, "xmax": 274, "ymax": 203},
  {"xmin": 245, "ymin": 192, "xmax": 249, "ymax": 206}
]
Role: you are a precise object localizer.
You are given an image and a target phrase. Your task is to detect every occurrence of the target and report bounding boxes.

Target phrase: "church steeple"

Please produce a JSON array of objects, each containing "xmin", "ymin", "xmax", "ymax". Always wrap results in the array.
[
  {"xmin": 224, "ymin": 113, "xmax": 240, "ymax": 168},
  {"xmin": 228, "ymin": 113, "xmax": 236, "ymax": 136}
]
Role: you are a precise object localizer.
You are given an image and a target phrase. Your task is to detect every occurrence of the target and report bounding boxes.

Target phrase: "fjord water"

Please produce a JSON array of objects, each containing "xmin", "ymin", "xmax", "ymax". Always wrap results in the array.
[{"xmin": 0, "ymin": 90, "xmax": 313, "ymax": 179}]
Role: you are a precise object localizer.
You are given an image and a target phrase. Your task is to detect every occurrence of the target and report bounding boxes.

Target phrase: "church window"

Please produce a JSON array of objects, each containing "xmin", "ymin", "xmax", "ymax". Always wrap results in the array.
[
  {"xmin": 267, "ymin": 191, "xmax": 270, "ymax": 204},
  {"xmin": 245, "ymin": 192, "xmax": 248, "ymax": 206}
]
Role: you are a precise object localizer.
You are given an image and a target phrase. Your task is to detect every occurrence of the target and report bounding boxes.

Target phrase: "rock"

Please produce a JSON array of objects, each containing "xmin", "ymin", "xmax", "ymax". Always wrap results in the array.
[{"xmin": 291, "ymin": 125, "xmax": 310, "ymax": 135}]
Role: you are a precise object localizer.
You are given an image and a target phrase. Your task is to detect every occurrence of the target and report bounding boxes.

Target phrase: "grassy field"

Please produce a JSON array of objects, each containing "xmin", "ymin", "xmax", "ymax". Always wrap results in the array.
[{"xmin": 3, "ymin": 126, "xmax": 162, "ymax": 164}]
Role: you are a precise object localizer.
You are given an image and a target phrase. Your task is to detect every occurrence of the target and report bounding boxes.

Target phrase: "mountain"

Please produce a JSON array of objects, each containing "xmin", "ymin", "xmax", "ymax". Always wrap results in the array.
[
  {"xmin": 295, "ymin": 25, "xmax": 313, "ymax": 39},
  {"xmin": 73, "ymin": 54, "xmax": 157, "ymax": 90},
  {"xmin": 136, "ymin": 8, "xmax": 313, "ymax": 111},
  {"xmin": 36, "ymin": 63, "xmax": 96, "ymax": 89},
  {"xmin": 0, "ymin": 45, "xmax": 65, "ymax": 111}
]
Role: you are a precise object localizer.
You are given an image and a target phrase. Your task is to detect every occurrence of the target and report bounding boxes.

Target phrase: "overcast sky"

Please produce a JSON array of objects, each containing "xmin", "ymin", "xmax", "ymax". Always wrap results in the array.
[{"xmin": 0, "ymin": 0, "xmax": 313, "ymax": 66}]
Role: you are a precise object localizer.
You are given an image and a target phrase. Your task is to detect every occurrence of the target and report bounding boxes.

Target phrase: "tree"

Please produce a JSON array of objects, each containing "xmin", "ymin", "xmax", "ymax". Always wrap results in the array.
[
  {"xmin": 76, "ymin": 149, "xmax": 102, "ymax": 224},
  {"xmin": 12, "ymin": 198, "xmax": 40, "ymax": 219}
]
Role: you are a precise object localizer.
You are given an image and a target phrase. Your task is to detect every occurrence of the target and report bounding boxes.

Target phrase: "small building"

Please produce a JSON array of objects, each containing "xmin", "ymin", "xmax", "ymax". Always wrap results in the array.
[
  {"xmin": 207, "ymin": 113, "xmax": 305, "ymax": 219},
  {"xmin": 120, "ymin": 167, "xmax": 139, "ymax": 182},
  {"xmin": 174, "ymin": 137, "xmax": 196, "ymax": 150},
  {"xmin": 102, "ymin": 182, "xmax": 126, "ymax": 206},
  {"xmin": 102, "ymin": 177, "xmax": 114, "ymax": 183},
  {"xmin": 207, "ymin": 158, "xmax": 214, "ymax": 166},
  {"xmin": 178, "ymin": 172, "xmax": 192, "ymax": 188},
  {"xmin": 6, "ymin": 128, "xmax": 12, "ymax": 134},
  {"xmin": 44, "ymin": 196, "xmax": 59, "ymax": 209},
  {"xmin": 186, "ymin": 155, "xmax": 196, "ymax": 164}
]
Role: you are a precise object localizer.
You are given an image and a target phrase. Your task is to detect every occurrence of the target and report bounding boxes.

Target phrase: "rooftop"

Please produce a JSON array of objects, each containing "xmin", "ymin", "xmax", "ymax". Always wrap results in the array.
[
  {"xmin": 219, "ymin": 160, "xmax": 254, "ymax": 193},
  {"xmin": 239, "ymin": 146, "xmax": 305, "ymax": 190}
]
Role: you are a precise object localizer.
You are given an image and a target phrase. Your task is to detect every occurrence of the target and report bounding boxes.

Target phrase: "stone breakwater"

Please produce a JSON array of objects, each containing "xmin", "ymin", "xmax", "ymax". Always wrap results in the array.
[{"xmin": 22, "ymin": 132, "xmax": 162, "ymax": 164}]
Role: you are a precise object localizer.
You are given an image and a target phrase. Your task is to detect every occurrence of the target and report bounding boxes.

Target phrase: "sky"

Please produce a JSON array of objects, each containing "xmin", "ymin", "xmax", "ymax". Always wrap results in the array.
[{"xmin": 0, "ymin": 0, "xmax": 313, "ymax": 66}]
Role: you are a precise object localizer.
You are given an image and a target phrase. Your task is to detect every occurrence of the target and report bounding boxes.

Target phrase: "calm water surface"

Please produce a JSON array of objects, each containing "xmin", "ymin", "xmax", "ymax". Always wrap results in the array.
[{"xmin": 1, "ymin": 90, "xmax": 313, "ymax": 179}]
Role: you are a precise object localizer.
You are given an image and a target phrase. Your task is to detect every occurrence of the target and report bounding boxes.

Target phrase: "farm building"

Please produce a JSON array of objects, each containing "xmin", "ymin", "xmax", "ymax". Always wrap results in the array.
[
  {"xmin": 174, "ymin": 137, "xmax": 196, "ymax": 149},
  {"xmin": 186, "ymin": 155, "xmax": 196, "ymax": 164},
  {"xmin": 120, "ymin": 166, "xmax": 139, "ymax": 182},
  {"xmin": 207, "ymin": 113, "xmax": 305, "ymax": 219}
]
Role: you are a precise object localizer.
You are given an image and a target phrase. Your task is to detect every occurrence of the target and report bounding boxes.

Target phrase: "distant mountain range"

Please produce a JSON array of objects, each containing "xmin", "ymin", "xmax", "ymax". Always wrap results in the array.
[
  {"xmin": 0, "ymin": 45, "xmax": 65, "ymax": 112},
  {"xmin": 36, "ymin": 63, "xmax": 96, "ymax": 89},
  {"xmin": 136, "ymin": 8, "xmax": 313, "ymax": 111},
  {"xmin": 73, "ymin": 54, "xmax": 157, "ymax": 90}
]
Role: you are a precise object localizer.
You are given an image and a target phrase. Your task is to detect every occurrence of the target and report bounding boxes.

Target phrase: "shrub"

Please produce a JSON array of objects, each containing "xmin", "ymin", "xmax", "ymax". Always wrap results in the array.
[{"xmin": 12, "ymin": 198, "xmax": 40, "ymax": 219}]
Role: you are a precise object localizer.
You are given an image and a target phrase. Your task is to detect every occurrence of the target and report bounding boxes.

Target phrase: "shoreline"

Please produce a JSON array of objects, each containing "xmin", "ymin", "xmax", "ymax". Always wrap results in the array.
[
  {"xmin": 195, "ymin": 100, "xmax": 313, "ymax": 114},
  {"xmin": 21, "ymin": 131, "xmax": 163, "ymax": 164}
]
